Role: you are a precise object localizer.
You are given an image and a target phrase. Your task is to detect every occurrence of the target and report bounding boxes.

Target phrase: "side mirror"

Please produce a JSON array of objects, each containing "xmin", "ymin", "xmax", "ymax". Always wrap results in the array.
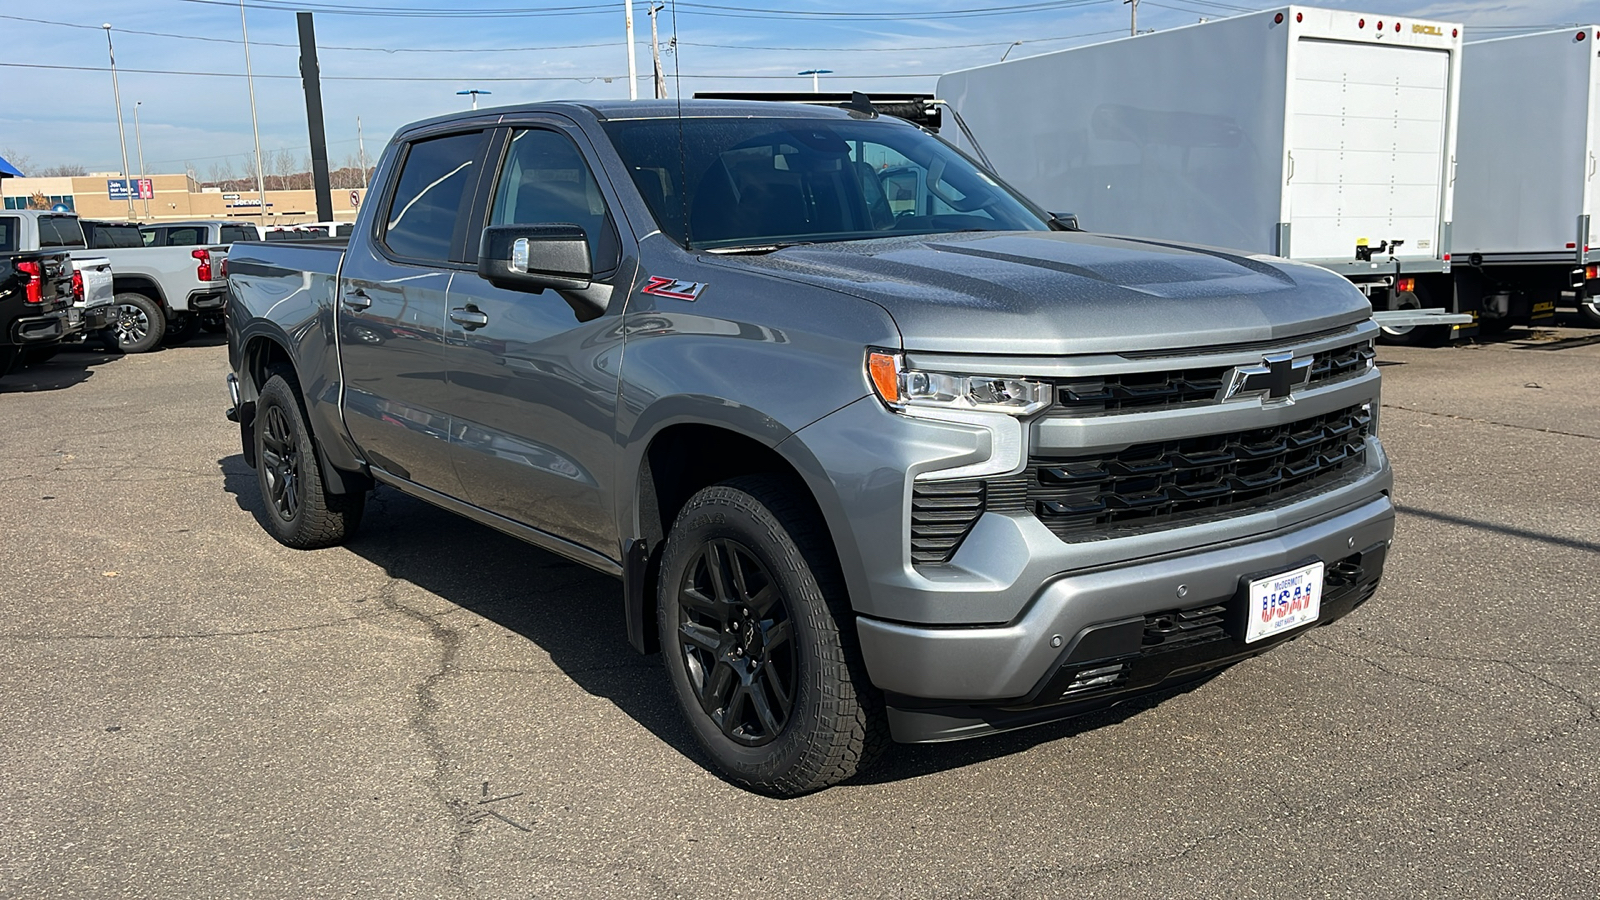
[
  {"xmin": 1048, "ymin": 212, "xmax": 1083, "ymax": 232},
  {"xmin": 478, "ymin": 224, "xmax": 592, "ymax": 293}
]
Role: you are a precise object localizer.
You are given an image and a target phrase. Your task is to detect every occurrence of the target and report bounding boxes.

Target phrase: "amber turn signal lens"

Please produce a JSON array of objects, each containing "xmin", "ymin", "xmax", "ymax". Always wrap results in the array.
[{"xmin": 868, "ymin": 352, "xmax": 901, "ymax": 405}]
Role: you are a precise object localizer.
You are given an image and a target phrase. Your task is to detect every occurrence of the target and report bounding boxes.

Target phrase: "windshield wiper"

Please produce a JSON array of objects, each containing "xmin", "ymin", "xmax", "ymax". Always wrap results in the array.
[{"xmin": 703, "ymin": 240, "xmax": 816, "ymax": 255}]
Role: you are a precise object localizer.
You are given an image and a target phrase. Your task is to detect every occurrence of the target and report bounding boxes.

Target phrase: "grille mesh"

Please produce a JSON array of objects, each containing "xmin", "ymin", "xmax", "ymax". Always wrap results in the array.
[{"xmin": 994, "ymin": 403, "xmax": 1373, "ymax": 540}]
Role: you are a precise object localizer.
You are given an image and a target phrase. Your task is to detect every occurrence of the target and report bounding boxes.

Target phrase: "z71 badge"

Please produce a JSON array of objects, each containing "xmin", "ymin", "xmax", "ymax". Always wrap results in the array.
[{"xmin": 641, "ymin": 276, "xmax": 708, "ymax": 301}]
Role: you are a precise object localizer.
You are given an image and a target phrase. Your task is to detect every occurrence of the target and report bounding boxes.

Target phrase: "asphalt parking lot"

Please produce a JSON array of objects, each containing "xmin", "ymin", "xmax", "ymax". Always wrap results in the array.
[{"xmin": 3, "ymin": 319, "xmax": 1597, "ymax": 899}]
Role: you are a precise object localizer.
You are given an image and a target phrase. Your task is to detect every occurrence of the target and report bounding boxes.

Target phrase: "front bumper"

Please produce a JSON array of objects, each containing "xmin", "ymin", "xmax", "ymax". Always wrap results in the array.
[{"xmin": 858, "ymin": 493, "xmax": 1392, "ymax": 741}]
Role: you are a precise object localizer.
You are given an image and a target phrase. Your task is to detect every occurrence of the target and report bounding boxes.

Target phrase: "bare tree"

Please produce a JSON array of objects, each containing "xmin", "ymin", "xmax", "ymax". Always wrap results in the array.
[
  {"xmin": 0, "ymin": 147, "xmax": 35, "ymax": 175},
  {"xmin": 36, "ymin": 164, "xmax": 88, "ymax": 177}
]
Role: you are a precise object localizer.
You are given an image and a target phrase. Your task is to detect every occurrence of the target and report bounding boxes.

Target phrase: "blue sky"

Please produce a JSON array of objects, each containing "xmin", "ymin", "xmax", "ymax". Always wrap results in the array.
[{"xmin": 0, "ymin": 0, "xmax": 1590, "ymax": 178}]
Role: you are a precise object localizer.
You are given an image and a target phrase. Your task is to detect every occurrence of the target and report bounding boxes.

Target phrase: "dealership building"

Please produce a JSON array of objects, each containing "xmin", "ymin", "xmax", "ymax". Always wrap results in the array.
[{"xmin": 1, "ymin": 171, "xmax": 365, "ymax": 225}]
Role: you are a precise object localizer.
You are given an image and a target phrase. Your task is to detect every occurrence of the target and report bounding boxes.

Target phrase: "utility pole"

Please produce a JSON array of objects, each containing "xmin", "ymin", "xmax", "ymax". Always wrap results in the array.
[
  {"xmin": 240, "ymin": 0, "xmax": 269, "ymax": 225},
  {"xmin": 1124, "ymin": 0, "xmax": 1138, "ymax": 36},
  {"xmin": 134, "ymin": 101, "xmax": 150, "ymax": 219},
  {"xmin": 297, "ymin": 12, "xmax": 334, "ymax": 222},
  {"xmin": 647, "ymin": 4, "xmax": 666, "ymax": 99},
  {"xmin": 357, "ymin": 117, "xmax": 367, "ymax": 187},
  {"xmin": 624, "ymin": 0, "xmax": 638, "ymax": 100},
  {"xmin": 101, "ymin": 25, "xmax": 136, "ymax": 221}
]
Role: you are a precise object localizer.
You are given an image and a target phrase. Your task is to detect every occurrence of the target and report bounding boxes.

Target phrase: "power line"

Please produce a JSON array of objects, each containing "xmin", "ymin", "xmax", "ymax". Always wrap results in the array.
[
  {"xmin": 0, "ymin": 60, "xmax": 950, "ymax": 82},
  {"xmin": 0, "ymin": 12, "xmax": 1127, "ymax": 55},
  {"xmin": 167, "ymin": 0, "xmax": 1114, "ymax": 21}
]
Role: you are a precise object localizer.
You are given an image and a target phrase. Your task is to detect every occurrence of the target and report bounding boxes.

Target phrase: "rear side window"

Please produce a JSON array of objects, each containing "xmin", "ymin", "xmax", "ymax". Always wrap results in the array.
[
  {"xmin": 220, "ymin": 226, "xmax": 255, "ymax": 243},
  {"xmin": 382, "ymin": 130, "xmax": 486, "ymax": 262},
  {"xmin": 141, "ymin": 229, "xmax": 160, "ymax": 246},
  {"xmin": 0, "ymin": 217, "xmax": 18, "ymax": 253},
  {"xmin": 166, "ymin": 226, "xmax": 204, "ymax": 246},
  {"xmin": 88, "ymin": 223, "xmax": 143, "ymax": 249},
  {"xmin": 335, "ymin": 223, "xmax": 353, "ymax": 237},
  {"xmin": 38, "ymin": 215, "xmax": 86, "ymax": 248}
]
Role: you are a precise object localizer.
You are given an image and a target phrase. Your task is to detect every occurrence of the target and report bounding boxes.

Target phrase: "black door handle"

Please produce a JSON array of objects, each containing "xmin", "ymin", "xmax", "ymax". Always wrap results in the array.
[{"xmin": 449, "ymin": 307, "xmax": 489, "ymax": 329}]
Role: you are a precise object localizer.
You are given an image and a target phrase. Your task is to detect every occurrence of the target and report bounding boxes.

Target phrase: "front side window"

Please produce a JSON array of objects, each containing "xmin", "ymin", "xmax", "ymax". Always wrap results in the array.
[
  {"xmin": 601, "ymin": 116, "xmax": 1048, "ymax": 250},
  {"xmin": 90, "ymin": 223, "xmax": 143, "ymax": 248},
  {"xmin": 489, "ymin": 128, "xmax": 620, "ymax": 273},
  {"xmin": 383, "ymin": 130, "xmax": 486, "ymax": 262}
]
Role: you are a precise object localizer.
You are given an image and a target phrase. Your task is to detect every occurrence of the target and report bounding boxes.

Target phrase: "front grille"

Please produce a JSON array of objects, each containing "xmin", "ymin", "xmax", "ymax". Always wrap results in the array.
[
  {"xmin": 1054, "ymin": 340, "xmax": 1374, "ymax": 415},
  {"xmin": 910, "ymin": 480, "xmax": 985, "ymax": 565},
  {"xmin": 993, "ymin": 403, "xmax": 1373, "ymax": 540}
]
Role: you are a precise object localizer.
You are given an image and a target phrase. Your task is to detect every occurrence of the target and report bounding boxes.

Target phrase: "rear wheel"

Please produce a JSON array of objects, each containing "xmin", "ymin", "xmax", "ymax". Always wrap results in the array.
[
  {"xmin": 164, "ymin": 312, "xmax": 200, "ymax": 345},
  {"xmin": 1578, "ymin": 297, "xmax": 1600, "ymax": 328},
  {"xmin": 657, "ymin": 475, "xmax": 886, "ymax": 796},
  {"xmin": 253, "ymin": 368, "xmax": 365, "ymax": 548},
  {"xmin": 110, "ymin": 292, "xmax": 166, "ymax": 353}
]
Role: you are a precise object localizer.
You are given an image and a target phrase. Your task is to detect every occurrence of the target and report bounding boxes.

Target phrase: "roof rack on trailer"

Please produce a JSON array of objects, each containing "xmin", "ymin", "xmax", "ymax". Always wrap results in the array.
[{"xmin": 690, "ymin": 91, "xmax": 944, "ymax": 132}]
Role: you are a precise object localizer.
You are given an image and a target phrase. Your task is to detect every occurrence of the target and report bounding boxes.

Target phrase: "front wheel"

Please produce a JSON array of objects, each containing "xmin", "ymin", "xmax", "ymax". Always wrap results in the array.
[
  {"xmin": 253, "ymin": 369, "xmax": 365, "ymax": 549},
  {"xmin": 657, "ymin": 475, "xmax": 886, "ymax": 796}
]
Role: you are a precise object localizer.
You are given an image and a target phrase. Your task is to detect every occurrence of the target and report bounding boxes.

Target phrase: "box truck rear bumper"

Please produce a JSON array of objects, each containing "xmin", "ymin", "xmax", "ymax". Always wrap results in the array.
[{"xmin": 861, "ymin": 494, "xmax": 1393, "ymax": 743}]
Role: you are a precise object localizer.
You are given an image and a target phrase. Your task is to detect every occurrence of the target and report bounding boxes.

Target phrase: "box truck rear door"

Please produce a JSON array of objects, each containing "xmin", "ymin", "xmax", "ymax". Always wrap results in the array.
[{"xmin": 1288, "ymin": 39, "xmax": 1450, "ymax": 263}]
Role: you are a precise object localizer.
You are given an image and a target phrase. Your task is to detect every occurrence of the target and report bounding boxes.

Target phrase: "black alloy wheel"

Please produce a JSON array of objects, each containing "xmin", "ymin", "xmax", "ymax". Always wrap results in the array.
[
  {"xmin": 658, "ymin": 476, "xmax": 887, "ymax": 796},
  {"xmin": 676, "ymin": 538, "xmax": 797, "ymax": 746},
  {"xmin": 259, "ymin": 401, "xmax": 302, "ymax": 524}
]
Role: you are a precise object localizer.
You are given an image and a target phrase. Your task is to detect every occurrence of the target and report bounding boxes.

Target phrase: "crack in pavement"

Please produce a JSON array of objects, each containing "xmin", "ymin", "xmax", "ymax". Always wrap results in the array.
[{"xmin": 1380, "ymin": 403, "xmax": 1600, "ymax": 441}]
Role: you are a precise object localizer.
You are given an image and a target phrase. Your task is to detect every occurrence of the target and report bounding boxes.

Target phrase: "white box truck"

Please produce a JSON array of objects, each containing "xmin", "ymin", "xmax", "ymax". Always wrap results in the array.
[
  {"xmin": 938, "ymin": 6, "xmax": 1471, "ymax": 342},
  {"xmin": 1453, "ymin": 26, "xmax": 1600, "ymax": 328}
]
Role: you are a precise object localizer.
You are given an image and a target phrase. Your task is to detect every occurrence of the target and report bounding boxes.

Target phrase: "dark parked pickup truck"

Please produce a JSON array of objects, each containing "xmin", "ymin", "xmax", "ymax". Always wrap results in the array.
[
  {"xmin": 1, "ymin": 213, "xmax": 74, "ymax": 377},
  {"xmin": 226, "ymin": 99, "xmax": 1394, "ymax": 795}
]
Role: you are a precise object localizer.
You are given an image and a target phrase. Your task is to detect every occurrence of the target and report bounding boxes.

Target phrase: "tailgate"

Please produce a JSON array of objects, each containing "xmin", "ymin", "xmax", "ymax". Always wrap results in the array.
[
  {"xmin": 72, "ymin": 257, "xmax": 115, "ymax": 308},
  {"xmin": 1289, "ymin": 39, "xmax": 1451, "ymax": 262}
]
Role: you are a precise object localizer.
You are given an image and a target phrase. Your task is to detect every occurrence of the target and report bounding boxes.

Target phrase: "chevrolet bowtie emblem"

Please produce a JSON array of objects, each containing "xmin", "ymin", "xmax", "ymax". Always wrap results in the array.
[{"xmin": 1220, "ymin": 352, "xmax": 1312, "ymax": 405}]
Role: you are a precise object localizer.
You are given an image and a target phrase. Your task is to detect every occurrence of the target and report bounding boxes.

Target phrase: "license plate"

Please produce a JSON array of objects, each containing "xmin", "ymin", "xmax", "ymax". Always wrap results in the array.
[{"xmin": 1245, "ymin": 561, "xmax": 1324, "ymax": 643}]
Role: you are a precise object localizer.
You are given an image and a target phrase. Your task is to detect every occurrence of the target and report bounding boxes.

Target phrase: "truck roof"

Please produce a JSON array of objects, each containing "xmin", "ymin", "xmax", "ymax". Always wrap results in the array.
[{"xmin": 396, "ymin": 98, "xmax": 894, "ymax": 137}]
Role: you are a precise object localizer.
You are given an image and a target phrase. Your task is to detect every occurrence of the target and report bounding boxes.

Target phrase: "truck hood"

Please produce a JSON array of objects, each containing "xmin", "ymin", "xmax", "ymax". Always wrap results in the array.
[{"xmin": 706, "ymin": 231, "xmax": 1372, "ymax": 355}]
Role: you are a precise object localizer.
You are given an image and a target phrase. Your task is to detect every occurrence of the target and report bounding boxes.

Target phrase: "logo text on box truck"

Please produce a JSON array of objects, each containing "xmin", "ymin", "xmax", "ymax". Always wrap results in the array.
[{"xmin": 1413, "ymin": 24, "xmax": 1443, "ymax": 35}]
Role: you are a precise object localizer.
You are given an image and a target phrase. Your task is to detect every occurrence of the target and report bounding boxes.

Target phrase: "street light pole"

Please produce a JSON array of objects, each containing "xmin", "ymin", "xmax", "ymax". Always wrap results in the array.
[
  {"xmin": 624, "ymin": 0, "xmax": 639, "ymax": 100},
  {"xmin": 101, "ymin": 24, "xmax": 136, "ymax": 221},
  {"xmin": 798, "ymin": 69, "xmax": 833, "ymax": 93},
  {"xmin": 456, "ymin": 89, "xmax": 492, "ymax": 110},
  {"xmin": 240, "ymin": 0, "xmax": 269, "ymax": 226},
  {"xmin": 1124, "ymin": 0, "xmax": 1138, "ymax": 36},
  {"xmin": 647, "ymin": 4, "xmax": 667, "ymax": 100},
  {"xmin": 134, "ymin": 101, "xmax": 150, "ymax": 219}
]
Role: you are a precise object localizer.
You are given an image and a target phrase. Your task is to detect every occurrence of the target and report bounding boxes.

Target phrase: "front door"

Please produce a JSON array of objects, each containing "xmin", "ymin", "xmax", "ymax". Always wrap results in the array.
[
  {"xmin": 441, "ymin": 124, "xmax": 632, "ymax": 557},
  {"xmin": 337, "ymin": 128, "xmax": 488, "ymax": 497}
]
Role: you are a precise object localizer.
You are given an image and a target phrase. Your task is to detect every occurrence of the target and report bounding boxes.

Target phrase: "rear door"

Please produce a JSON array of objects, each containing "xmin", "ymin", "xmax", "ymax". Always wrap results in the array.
[
  {"xmin": 336, "ymin": 128, "xmax": 490, "ymax": 496},
  {"xmin": 1288, "ymin": 39, "xmax": 1450, "ymax": 261},
  {"xmin": 439, "ymin": 123, "xmax": 632, "ymax": 555}
]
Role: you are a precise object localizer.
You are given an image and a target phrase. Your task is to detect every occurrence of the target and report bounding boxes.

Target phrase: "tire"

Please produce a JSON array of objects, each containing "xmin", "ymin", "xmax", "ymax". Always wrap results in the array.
[
  {"xmin": 253, "ymin": 368, "xmax": 365, "ymax": 549},
  {"xmin": 1378, "ymin": 290, "xmax": 1448, "ymax": 347},
  {"xmin": 657, "ymin": 475, "xmax": 887, "ymax": 796},
  {"xmin": 1578, "ymin": 297, "xmax": 1600, "ymax": 328},
  {"xmin": 110, "ymin": 292, "xmax": 166, "ymax": 353},
  {"xmin": 164, "ymin": 312, "xmax": 200, "ymax": 345}
]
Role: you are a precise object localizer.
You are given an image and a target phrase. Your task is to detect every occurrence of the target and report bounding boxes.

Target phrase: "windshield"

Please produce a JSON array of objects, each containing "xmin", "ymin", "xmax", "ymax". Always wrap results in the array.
[{"xmin": 601, "ymin": 115, "xmax": 1049, "ymax": 250}]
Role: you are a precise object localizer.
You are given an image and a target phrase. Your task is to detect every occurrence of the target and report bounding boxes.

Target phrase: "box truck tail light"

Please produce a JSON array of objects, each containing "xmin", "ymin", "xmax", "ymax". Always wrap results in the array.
[
  {"xmin": 1296, "ymin": 12, "xmax": 1302, "ymax": 22},
  {"xmin": 1396, "ymin": 278, "xmax": 1416, "ymax": 294},
  {"xmin": 1358, "ymin": 18, "xmax": 1365, "ymax": 28},
  {"xmin": 1452, "ymin": 28, "xmax": 1458, "ymax": 37},
  {"xmin": 17, "ymin": 260, "xmax": 42, "ymax": 304},
  {"xmin": 72, "ymin": 270, "xmax": 84, "ymax": 301},
  {"xmin": 192, "ymin": 249, "xmax": 212, "ymax": 282},
  {"xmin": 1443, "ymin": 253, "xmax": 1451, "ymax": 262},
  {"xmin": 1393, "ymin": 21, "xmax": 1400, "ymax": 31},
  {"xmin": 1568, "ymin": 242, "xmax": 1578, "ymax": 249},
  {"xmin": 1586, "ymin": 265, "xmax": 1598, "ymax": 280},
  {"xmin": 1578, "ymin": 31, "xmax": 1587, "ymax": 41}
]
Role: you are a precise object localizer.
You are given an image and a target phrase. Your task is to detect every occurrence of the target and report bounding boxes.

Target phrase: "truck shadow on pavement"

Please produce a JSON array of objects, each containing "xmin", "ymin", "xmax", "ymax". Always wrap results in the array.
[
  {"xmin": 0, "ymin": 346, "xmax": 122, "ymax": 393},
  {"xmin": 219, "ymin": 453, "xmax": 1214, "ymax": 791}
]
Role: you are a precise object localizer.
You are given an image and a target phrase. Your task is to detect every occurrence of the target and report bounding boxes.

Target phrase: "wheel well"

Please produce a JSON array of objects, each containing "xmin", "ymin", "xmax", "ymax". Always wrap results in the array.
[
  {"xmin": 629, "ymin": 423, "xmax": 834, "ymax": 654},
  {"xmin": 243, "ymin": 336, "xmax": 295, "ymax": 394},
  {"xmin": 112, "ymin": 276, "xmax": 168, "ymax": 310}
]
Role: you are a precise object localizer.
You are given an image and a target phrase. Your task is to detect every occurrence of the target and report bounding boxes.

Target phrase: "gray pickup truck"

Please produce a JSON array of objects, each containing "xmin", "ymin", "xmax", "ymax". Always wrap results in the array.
[{"xmin": 225, "ymin": 99, "xmax": 1394, "ymax": 795}]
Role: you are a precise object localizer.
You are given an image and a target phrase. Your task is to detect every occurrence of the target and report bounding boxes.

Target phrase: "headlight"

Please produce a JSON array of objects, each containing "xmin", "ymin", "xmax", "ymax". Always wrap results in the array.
[{"xmin": 867, "ymin": 351, "xmax": 1050, "ymax": 416}]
